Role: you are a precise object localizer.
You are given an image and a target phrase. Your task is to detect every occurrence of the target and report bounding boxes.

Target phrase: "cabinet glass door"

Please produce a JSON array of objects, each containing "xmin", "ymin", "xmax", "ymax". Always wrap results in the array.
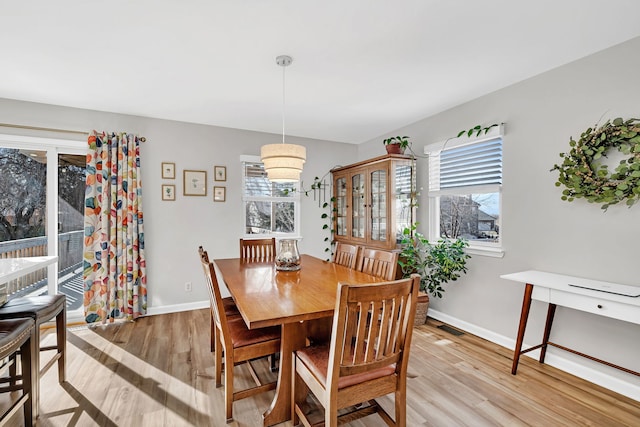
[
  {"xmin": 335, "ymin": 176, "xmax": 347, "ymax": 237},
  {"xmin": 351, "ymin": 173, "xmax": 365, "ymax": 238},
  {"xmin": 370, "ymin": 169, "xmax": 387, "ymax": 242},
  {"xmin": 394, "ymin": 163, "xmax": 414, "ymax": 244}
]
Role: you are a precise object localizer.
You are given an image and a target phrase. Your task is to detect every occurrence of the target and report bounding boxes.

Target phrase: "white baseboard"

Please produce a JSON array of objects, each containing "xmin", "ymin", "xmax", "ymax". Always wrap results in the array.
[
  {"xmin": 428, "ymin": 309, "xmax": 640, "ymax": 402},
  {"xmin": 146, "ymin": 300, "xmax": 209, "ymax": 317},
  {"xmin": 64, "ymin": 300, "xmax": 210, "ymax": 324}
]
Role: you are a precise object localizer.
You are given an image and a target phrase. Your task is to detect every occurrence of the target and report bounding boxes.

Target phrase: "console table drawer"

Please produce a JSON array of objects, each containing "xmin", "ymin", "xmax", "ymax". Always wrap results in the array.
[{"xmin": 549, "ymin": 290, "xmax": 639, "ymax": 324}]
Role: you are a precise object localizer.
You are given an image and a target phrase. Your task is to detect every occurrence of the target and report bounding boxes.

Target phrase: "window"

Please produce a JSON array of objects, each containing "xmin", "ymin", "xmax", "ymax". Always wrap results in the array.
[
  {"xmin": 242, "ymin": 157, "xmax": 300, "ymax": 237},
  {"xmin": 425, "ymin": 126, "xmax": 503, "ymax": 256}
]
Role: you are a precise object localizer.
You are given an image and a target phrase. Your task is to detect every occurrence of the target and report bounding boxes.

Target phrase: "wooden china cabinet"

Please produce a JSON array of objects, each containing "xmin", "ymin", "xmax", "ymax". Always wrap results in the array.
[{"xmin": 331, "ymin": 154, "xmax": 416, "ymax": 251}]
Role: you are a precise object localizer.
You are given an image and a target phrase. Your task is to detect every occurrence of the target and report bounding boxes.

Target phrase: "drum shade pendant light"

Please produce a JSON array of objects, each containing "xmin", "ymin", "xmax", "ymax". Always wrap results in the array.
[{"xmin": 261, "ymin": 55, "xmax": 306, "ymax": 182}]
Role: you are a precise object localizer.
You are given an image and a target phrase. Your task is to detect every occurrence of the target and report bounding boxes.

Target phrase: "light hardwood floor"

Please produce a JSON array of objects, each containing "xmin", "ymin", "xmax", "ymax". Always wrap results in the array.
[{"xmin": 2, "ymin": 309, "xmax": 639, "ymax": 426}]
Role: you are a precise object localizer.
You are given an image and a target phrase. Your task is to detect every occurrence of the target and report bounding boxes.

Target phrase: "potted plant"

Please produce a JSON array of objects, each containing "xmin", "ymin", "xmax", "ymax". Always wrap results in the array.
[
  {"xmin": 383, "ymin": 135, "xmax": 411, "ymax": 154},
  {"xmin": 398, "ymin": 224, "xmax": 470, "ymax": 326}
]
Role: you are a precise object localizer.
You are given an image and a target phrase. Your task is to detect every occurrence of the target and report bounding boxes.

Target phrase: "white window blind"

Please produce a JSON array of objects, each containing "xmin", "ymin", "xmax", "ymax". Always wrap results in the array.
[{"xmin": 429, "ymin": 138, "xmax": 502, "ymax": 194}]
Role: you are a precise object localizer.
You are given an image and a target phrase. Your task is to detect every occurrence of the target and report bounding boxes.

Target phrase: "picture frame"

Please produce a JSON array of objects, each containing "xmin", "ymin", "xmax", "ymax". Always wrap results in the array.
[
  {"xmin": 162, "ymin": 184, "xmax": 176, "ymax": 201},
  {"xmin": 161, "ymin": 162, "xmax": 176, "ymax": 179},
  {"xmin": 214, "ymin": 165, "xmax": 227, "ymax": 182},
  {"xmin": 213, "ymin": 186, "xmax": 226, "ymax": 202},
  {"xmin": 183, "ymin": 170, "xmax": 207, "ymax": 196}
]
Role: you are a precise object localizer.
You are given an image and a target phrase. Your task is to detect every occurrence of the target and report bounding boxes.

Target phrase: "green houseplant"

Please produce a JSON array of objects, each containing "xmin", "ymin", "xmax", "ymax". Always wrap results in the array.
[
  {"xmin": 398, "ymin": 224, "xmax": 470, "ymax": 325},
  {"xmin": 383, "ymin": 135, "xmax": 411, "ymax": 154}
]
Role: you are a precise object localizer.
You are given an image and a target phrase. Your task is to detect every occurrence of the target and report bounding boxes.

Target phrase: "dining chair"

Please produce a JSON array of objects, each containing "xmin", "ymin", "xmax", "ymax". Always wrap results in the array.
[
  {"xmin": 0, "ymin": 293, "xmax": 66, "ymax": 419},
  {"xmin": 357, "ymin": 248, "xmax": 399, "ymax": 280},
  {"xmin": 239, "ymin": 238, "xmax": 279, "ymax": 372},
  {"xmin": 0, "ymin": 318, "xmax": 36, "ymax": 427},
  {"xmin": 198, "ymin": 246, "xmax": 241, "ymax": 352},
  {"xmin": 239, "ymin": 237, "xmax": 276, "ymax": 261},
  {"xmin": 199, "ymin": 250, "xmax": 281, "ymax": 423},
  {"xmin": 332, "ymin": 242, "xmax": 360, "ymax": 269},
  {"xmin": 292, "ymin": 274, "xmax": 420, "ymax": 426}
]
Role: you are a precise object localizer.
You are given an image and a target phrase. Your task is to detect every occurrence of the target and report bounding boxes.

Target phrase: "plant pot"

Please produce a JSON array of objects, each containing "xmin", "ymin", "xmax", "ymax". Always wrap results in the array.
[
  {"xmin": 414, "ymin": 292, "xmax": 430, "ymax": 326},
  {"xmin": 385, "ymin": 144, "xmax": 405, "ymax": 155}
]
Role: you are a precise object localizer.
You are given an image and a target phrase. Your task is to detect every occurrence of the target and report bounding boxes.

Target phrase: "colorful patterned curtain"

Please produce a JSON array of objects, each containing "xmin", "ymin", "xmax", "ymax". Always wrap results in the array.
[{"xmin": 83, "ymin": 131, "xmax": 147, "ymax": 323}]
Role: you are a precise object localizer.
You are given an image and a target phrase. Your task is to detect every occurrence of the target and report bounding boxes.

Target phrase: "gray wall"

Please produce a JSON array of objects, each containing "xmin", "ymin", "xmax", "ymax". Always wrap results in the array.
[
  {"xmin": 0, "ymin": 98, "xmax": 357, "ymax": 312},
  {"xmin": 359, "ymin": 37, "xmax": 640, "ymax": 397}
]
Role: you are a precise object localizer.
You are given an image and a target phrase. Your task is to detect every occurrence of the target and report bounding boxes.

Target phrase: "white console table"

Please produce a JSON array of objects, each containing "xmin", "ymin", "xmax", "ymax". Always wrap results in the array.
[
  {"xmin": 0, "ymin": 256, "xmax": 58, "ymax": 304},
  {"xmin": 500, "ymin": 270, "xmax": 640, "ymax": 377}
]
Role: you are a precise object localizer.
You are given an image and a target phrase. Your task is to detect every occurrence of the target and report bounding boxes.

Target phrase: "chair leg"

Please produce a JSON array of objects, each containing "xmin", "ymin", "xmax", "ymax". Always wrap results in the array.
[
  {"xmin": 56, "ymin": 307, "xmax": 66, "ymax": 383},
  {"xmin": 20, "ymin": 328, "xmax": 35, "ymax": 427},
  {"xmin": 291, "ymin": 357, "xmax": 305, "ymax": 426},
  {"xmin": 224, "ymin": 352, "xmax": 234, "ymax": 423},
  {"xmin": 210, "ymin": 308, "xmax": 216, "ymax": 352},
  {"xmin": 32, "ymin": 326, "xmax": 41, "ymax": 419},
  {"xmin": 325, "ymin": 401, "xmax": 339, "ymax": 427},
  {"xmin": 270, "ymin": 353, "xmax": 278, "ymax": 372},
  {"xmin": 8, "ymin": 354, "xmax": 17, "ymax": 387},
  {"xmin": 395, "ymin": 388, "xmax": 406, "ymax": 426},
  {"xmin": 214, "ymin": 331, "xmax": 223, "ymax": 388}
]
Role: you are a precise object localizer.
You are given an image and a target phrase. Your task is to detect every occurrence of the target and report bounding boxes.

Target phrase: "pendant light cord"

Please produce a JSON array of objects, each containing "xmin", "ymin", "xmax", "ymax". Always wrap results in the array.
[{"xmin": 282, "ymin": 61, "xmax": 286, "ymax": 144}]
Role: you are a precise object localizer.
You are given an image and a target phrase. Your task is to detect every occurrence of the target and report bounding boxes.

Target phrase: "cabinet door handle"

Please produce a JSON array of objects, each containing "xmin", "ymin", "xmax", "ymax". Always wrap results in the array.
[{"xmin": 597, "ymin": 304, "xmax": 603, "ymax": 309}]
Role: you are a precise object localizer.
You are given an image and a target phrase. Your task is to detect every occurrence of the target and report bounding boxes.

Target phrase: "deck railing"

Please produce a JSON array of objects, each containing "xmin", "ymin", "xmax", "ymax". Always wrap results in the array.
[{"xmin": 0, "ymin": 231, "xmax": 83, "ymax": 296}]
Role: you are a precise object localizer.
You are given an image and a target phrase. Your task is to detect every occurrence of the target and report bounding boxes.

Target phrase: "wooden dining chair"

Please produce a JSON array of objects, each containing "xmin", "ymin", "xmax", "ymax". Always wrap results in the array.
[
  {"xmin": 239, "ymin": 237, "xmax": 276, "ymax": 261},
  {"xmin": 239, "ymin": 238, "xmax": 279, "ymax": 372},
  {"xmin": 292, "ymin": 274, "xmax": 420, "ymax": 427},
  {"xmin": 198, "ymin": 246, "xmax": 241, "ymax": 352},
  {"xmin": 357, "ymin": 248, "xmax": 399, "ymax": 280},
  {"xmin": 199, "ymin": 250, "xmax": 281, "ymax": 423},
  {"xmin": 332, "ymin": 242, "xmax": 360, "ymax": 269}
]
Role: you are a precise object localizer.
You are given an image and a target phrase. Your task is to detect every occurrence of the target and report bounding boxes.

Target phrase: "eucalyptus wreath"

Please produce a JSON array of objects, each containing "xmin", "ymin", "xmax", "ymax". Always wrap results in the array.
[{"xmin": 551, "ymin": 117, "xmax": 640, "ymax": 210}]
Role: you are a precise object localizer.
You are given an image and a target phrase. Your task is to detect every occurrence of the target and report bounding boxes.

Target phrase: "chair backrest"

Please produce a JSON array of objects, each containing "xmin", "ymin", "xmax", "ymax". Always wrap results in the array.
[
  {"xmin": 198, "ymin": 247, "xmax": 231, "ymax": 345},
  {"xmin": 357, "ymin": 248, "xmax": 399, "ymax": 280},
  {"xmin": 326, "ymin": 275, "xmax": 420, "ymax": 391},
  {"xmin": 332, "ymin": 242, "xmax": 360, "ymax": 269},
  {"xmin": 239, "ymin": 238, "xmax": 276, "ymax": 261}
]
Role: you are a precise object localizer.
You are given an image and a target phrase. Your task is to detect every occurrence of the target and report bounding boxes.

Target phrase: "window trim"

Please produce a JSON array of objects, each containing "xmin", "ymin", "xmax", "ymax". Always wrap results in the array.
[
  {"xmin": 240, "ymin": 155, "xmax": 301, "ymax": 239},
  {"xmin": 424, "ymin": 125, "xmax": 505, "ymax": 257}
]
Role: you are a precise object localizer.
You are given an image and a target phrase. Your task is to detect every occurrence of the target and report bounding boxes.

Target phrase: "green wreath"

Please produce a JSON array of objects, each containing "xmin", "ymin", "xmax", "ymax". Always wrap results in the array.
[{"xmin": 552, "ymin": 117, "xmax": 640, "ymax": 210}]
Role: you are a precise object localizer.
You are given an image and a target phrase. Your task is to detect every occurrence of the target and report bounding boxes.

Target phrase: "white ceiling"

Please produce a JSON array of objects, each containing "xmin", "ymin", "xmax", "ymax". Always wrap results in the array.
[{"xmin": 2, "ymin": 1, "xmax": 640, "ymax": 144}]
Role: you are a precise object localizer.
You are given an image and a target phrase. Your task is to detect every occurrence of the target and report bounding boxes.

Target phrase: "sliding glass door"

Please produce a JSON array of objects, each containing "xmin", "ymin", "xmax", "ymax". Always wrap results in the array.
[{"xmin": 0, "ymin": 133, "xmax": 87, "ymax": 319}]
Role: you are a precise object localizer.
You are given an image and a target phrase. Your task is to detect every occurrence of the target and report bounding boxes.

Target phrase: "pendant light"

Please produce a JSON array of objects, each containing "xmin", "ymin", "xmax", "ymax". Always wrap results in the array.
[{"xmin": 260, "ymin": 55, "xmax": 306, "ymax": 182}]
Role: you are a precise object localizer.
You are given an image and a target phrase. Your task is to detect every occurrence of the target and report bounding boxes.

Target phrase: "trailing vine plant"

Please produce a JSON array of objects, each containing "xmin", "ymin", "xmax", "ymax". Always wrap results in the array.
[
  {"xmin": 285, "ymin": 172, "xmax": 336, "ymax": 260},
  {"xmin": 457, "ymin": 123, "xmax": 499, "ymax": 138},
  {"xmin": 551, "ymin": 117, "xmax": 640, "ymax": 210}
]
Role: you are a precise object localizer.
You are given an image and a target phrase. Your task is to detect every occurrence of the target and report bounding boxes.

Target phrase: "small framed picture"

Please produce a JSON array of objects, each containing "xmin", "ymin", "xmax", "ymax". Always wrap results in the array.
[
  {"xmin": 162, "ymin": 184, "xmax": 176, "ymax": 201},
  {"xmin": 183, "ymin": 170, "xmax": 207, "ymax": 196},
  {"xmin": 161, "ymin": 162, "xmax": 176, "ymax": 179},
  {"xmin": 214, "ymin": 165, "xmax": 227, "ymax": 182},
  {"xmin": 213, "ymin": 186, "xmax": 226, "ymax": 202}
]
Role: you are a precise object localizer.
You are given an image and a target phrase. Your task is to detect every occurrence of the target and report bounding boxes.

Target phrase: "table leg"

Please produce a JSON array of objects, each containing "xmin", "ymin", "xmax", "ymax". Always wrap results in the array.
[
  {"xmin": 263, "ymin": 321, "xmax": 307, "ymax": 427},
  {"xmin": 539, "ymin": 303, "xmax": 556, "ymax": 364},
  {"xmin": 512, "ymin": 283, "xmax": 533, "ymax": 375}
]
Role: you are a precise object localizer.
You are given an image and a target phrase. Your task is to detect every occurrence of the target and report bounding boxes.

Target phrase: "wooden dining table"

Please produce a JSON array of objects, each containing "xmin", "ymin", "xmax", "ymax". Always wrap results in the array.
[{"xmin": 213, "ymin": 254, "xmax": 383, "ymax": 426}]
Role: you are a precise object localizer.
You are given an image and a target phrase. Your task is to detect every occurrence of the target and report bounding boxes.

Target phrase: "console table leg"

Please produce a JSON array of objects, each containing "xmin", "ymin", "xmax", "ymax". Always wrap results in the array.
[
  {"xmin": 539, "ymin": 303, "xmax": 556, "ymax": 364},
  {"xmin": 512, "ymin": 283, "xmax": 533, "ymax": 375}
]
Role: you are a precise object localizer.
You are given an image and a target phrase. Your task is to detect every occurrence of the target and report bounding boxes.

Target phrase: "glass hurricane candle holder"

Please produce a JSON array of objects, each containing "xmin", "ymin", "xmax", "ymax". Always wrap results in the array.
[{"xmin": 275, "ymin": 239, "xmax": 301, "ymax": 271}]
